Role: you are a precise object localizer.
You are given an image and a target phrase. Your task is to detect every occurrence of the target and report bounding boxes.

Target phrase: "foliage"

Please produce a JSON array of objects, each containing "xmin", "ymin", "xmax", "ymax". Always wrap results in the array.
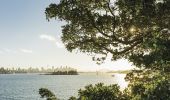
[
  {"xmin": 0, "ymin": 67, "xmax": 11, "ymax": 74},
  {"xmin": 45, "ymin": 0, "xmax": 170, "ymax": 66},
  {"xmin": 48, "ymin": 70, "xmax": 78, "ymax": 75},
  {"xmin": 39, "ymin": 88, "xmax": 58, "ymax": 100},
  {"xmin": 44, "ymin": 0, "xmax": 170, "ymax": 100},
  {"xmin": 69, "ymin": 83, "xmax": 129, "ymax": 100},
  {"xmin": 125, "ymin": 70, "xmax": 170, "ymax": 100}
]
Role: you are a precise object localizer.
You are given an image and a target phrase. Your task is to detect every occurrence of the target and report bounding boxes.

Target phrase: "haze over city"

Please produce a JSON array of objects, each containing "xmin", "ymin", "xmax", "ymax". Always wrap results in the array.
[{"xmin": 0, "ymin": 0, "xmax": 133, "ymax": 71}]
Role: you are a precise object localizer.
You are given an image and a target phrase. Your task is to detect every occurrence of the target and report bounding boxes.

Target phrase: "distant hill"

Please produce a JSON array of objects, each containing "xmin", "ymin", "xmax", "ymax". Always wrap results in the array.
[{"xmin": 107, "ymin": 70, "xmax": 131, "ymax": 74}]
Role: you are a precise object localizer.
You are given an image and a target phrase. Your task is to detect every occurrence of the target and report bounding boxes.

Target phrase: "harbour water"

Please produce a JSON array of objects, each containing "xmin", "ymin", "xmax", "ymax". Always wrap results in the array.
[{"xmin": 0, "ymin": 73, "xmax": 127, "ymax": 100}]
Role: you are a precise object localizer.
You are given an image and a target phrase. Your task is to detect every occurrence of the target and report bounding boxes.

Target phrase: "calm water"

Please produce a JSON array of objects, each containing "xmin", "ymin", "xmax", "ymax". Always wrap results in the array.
[{"xmin": 0, "ymin": 73, "xmax": 127, "ymax": 100}]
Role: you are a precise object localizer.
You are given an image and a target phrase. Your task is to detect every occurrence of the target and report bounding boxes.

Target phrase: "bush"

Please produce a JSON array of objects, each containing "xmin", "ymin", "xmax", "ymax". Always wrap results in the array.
[
  {"xmin": 39, "ymin": 88, "xmax": 58, "ymax": 100},
  {"xmin": 69, "ymin": 83, "xmax": 129, "ymax": 100}
]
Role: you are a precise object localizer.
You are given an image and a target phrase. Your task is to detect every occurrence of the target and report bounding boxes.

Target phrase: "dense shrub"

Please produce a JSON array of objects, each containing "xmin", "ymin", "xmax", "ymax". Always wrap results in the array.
[
  {"xmin": 39, "ymin": 88, "xmax": 58, "ymax": 100},
  {"xmin": 69, "ymin": 83, "xmax": 129, "ymax": 100}
]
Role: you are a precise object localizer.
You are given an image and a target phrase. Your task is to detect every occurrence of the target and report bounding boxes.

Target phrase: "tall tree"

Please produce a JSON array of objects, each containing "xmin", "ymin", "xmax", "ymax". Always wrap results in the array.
[
  {"xmin": 45, "ymin": 0, "xmax": 170, "ymax": 99},
  {"xmin": 45, "ymin": 0, "xmax": 170, "ymax": 69}
]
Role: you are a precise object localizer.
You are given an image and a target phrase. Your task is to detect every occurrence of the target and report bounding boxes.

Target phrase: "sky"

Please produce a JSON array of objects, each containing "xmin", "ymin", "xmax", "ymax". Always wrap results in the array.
[{"xmin": 0, "ymin": 0, "xmax": 134, "ymax": 71}]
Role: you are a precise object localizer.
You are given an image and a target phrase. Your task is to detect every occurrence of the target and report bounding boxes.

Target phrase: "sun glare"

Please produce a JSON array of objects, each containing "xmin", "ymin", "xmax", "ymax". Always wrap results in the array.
[{"xmin": 129, "ymin": 26, "xmax": 136, "ymax": 33}]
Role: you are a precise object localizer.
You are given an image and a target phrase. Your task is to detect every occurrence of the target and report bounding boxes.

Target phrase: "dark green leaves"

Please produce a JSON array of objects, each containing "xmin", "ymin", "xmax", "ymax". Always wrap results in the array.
[
  {"xmin": 69, "ymin": 83, "xmax": 129, "ymax": 100},
  {"xmin": 39, "ymin": 88, "xmax": 58, "ymax": 100}
]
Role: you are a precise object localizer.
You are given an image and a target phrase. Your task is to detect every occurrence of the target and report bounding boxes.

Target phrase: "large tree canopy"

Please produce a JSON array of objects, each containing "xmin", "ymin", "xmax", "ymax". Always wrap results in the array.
[
  {"xmin": 43, "ymin": 0, "xmax": 170, "ymax": 99},
  {"xmin": 45, "ymin": 0, "xmax": 170, "ymax": 71}
]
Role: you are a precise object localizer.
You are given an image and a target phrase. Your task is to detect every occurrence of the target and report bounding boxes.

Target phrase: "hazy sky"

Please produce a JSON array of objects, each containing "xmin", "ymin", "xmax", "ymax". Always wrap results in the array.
[{"xmin": 0, "ymin": 0, "xmax": 134, "ymax": 71}]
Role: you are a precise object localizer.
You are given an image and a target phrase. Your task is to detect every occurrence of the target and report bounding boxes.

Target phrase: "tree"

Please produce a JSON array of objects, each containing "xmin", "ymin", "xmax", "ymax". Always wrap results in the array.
[
  {"xmin": 44, "ymin": 0, "xmax": 170, "ymax": 99},
  {"xmin": 45, "ymin": 0, "xmax": 170, "ymax": 67}
]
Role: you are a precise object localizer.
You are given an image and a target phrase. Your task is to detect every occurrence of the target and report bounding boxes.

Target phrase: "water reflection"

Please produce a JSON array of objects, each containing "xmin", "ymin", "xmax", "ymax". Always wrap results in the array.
[{"xmin": 113, "ymin": 73, "xmax": 128, "ymax": 90}]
